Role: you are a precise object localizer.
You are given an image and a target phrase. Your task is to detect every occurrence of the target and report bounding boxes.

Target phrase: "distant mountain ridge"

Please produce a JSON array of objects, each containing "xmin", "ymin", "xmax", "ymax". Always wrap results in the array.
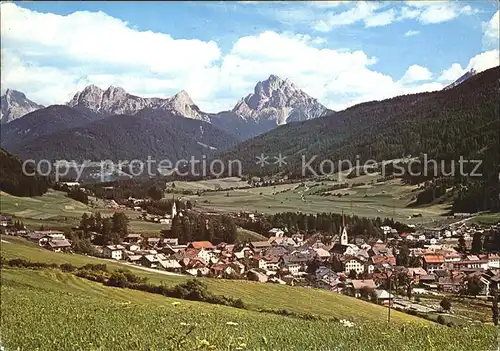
[
  {"xmin": 2, "ymin": 74, "xmax": 332, "ymax": 141},
  {"xmin": 443, "ymin": 68, "xmax": 477, "ymax": 90},
  {"xmin": 68, "ymin": 85, "xmax": 209, "ymax": 122},
  {"xmin": 1, "ymin": 105, "xmax": 105, "ymax": 147},
  {"xmin": 209, "ymin": 75, "xmax": 332, "ymax": 139},
  {"xmin": 0, "ymin": 89, "xmax": 44, "ymax": 124},
  {"xmin": 3, "ymin": 108, "xmax": 239, "ymax": 163}
]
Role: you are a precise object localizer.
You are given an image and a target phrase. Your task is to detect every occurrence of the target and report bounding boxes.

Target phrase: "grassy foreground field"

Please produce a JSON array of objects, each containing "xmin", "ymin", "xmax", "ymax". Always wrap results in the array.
[
  {"xmin": 2, "ymin": 269, "xmax": 497, "ymax": 351},
  {"xmin": 2, "ymin": 237, "xmax": 498, "ymax": 350},
  {"xmin": 0, "ymin": 236, "xmax": 423, "ymax": 324}
]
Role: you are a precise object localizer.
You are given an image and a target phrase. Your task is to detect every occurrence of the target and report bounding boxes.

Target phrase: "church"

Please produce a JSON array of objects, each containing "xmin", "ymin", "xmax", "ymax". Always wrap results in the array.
[{"xmin": 329, "ymin": 213, "xmax": 359, "ymax": 258}]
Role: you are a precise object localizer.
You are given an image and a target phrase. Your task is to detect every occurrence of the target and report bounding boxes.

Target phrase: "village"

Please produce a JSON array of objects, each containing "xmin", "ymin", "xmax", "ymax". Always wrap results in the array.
[{"xmin": 2, "ymin": 196, "xmax": 500, "ymax": 320}]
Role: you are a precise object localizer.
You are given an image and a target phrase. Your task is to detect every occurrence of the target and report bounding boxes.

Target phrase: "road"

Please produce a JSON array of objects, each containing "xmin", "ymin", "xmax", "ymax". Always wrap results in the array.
[
  {"xmin": 119, "ymin": 262, "xmax": 187, "ymax": 277},
  {"xmin": 393, "ymin": 297, "xmax": 436, "ymax": 313},
  {"xmin": 92, "ymin": 256, "xmax": 187, "ymax": 277}
]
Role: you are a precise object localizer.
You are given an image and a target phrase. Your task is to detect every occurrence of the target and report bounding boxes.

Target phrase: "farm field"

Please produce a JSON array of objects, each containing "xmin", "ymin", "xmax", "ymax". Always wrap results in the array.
[
  {"xmin": 185, "ymin": 176, "xmax": 449, "ymax": 225},
  {"xmin": 0, "ymin": 190, "xmax": 166, "ymax": 234},
  {"xmin": 1, "ymin": 236, "xmax": 427, "ymax": 325},
  {"xmin": 471, "ymin": 212, "xmax": 500, "ymax": 226},
  {"xmin": 0, "ymin": 190, "xmax": 91, "ymax": 220},
  {"xmin": 167, "ymin": 177, "xmax": 250, "ymax": 191},
  {"xmin": 2, "ymin": 269, "xmax": 497, "ymax": 351}
]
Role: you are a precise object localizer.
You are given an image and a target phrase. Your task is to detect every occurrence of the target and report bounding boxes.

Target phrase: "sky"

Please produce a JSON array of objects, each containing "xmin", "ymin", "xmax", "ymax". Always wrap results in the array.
[{"xmin": 1, "ymin": 1, "xmax": 499, "ymax": 112}]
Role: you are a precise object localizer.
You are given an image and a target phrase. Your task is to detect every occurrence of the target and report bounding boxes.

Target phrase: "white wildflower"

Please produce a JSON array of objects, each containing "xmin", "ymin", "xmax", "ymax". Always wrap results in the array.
[{"xmin": 226, "ymin": 321, "xmax": 239, "ymax": 326}]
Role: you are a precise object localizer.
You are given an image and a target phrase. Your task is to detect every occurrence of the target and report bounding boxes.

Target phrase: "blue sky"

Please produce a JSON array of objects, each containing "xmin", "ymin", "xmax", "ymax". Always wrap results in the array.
[{"xmin": 1, "ymin": 1, "xmax": 498, "ymax": 112}]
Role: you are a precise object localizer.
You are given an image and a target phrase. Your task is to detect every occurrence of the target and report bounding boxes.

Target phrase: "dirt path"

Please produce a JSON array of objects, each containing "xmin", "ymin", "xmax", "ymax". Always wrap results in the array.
[{"xmin": 116, "ymin": 260, "xmax": 186, "ymax": 277}]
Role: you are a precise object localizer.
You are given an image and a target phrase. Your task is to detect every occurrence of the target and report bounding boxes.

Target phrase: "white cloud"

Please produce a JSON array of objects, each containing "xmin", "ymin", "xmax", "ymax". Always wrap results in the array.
[
  {"xmin": 438, "ymin": 50, "xmax": 500, "ymax": 83},
  {"xmin": 313, "ymin": 1, "xmax": 383, "ymax": 31},
  {"xmin": 312, "ymin": 1, "xmax": 478, "ymax": 32},
  {"xmin": 400, "ymin": 7, "xmax": 421, "ymax": 20},
  {"xmin": 404, "ymin": 30, "xmax": 420, "ymax": 37},
  {"xmin": 365, "ymin": 9, "xmax": 396, "ymax": 28},
  {"xmin": 438, "ymin": 63, "xmax": 465, "ymax": 82},
  {"xmin": 0, "ymin": 3, "xmax": 497, "ymax": 114},
  {"xmin": 466, "ymin": 50, "xmax": 500, "ymax": 72},
  {"xmin": 308, "ymin": 1, "xmax": 349, "ymax": 8},
  {"xmin": 401, "ymin": 1, "xmax": 477, "ymax": 24},
  {"xmin": 400, "ymin": 64, "xmax": 433, "ymax": 83},
  {"xmin": 0, "ymin": 3, "xmax": 222, "ymax": 107},
  {"xmin": 483, "ymin": 11, "xmax": 499, "ymax": 49}
]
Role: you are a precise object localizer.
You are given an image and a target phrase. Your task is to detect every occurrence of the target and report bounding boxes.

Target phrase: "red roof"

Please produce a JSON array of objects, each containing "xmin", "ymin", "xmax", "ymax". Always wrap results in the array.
[
  {"xmin": 372, "ymin": 255, "xmax": 396, "ymax": 265},
  {"xmin": 188, "ymin": 241, "xmax": 215, "ymax": 249},
  {"xmin": 423, "ymin": 255, "xmax": 445, "ymax": 263}
]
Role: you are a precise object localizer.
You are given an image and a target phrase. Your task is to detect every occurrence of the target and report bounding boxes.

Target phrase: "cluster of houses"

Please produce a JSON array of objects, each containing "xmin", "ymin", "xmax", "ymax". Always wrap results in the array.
[
  {"xmin": 22, "ymin": 230, "xmax": 73, "ymax": 252},
  {"xmin": 3, "ymin": 210, "xmax": 500, "ymax": 302}
]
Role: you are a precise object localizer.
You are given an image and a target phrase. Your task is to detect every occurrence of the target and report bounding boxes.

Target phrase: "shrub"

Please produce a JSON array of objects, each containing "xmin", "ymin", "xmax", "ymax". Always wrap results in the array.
[
  {"xmin": 60, "ymin": 263, "xmax": 75, "ymax": 272},
  {"xmin": 8, "ymin": 258, "xmax": 31, "ymax": 268},
  {"xmin": 440, "ymin": 297, "xmax": 452, "ymax": 312},
  {"xmin": 437, "ymin": 315, "xmax": 446, "ymax": 325},
  {"xmin": 80, "ymin": 264, "xmax": 108, "ymax": 272},
  {"xmin": 171, "ymin": 279, "xmax": 211, "ymax": 301},
  {"xmin": 106, "ymin": 272, "xmax": 129, "ymax": 288},
  {"xmin": 74, "ymin": 270, "xmax": 108, "ymax": 283},
  {"xmin": 115, "ymin": 269, "xmax": 147, "ymax": 284}
]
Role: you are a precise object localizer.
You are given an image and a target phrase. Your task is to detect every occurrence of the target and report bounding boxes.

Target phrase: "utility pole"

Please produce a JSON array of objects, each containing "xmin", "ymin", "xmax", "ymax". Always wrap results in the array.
[{"xmin": 386, "ymin": 268, "xmax": 392, "ymax": 323}]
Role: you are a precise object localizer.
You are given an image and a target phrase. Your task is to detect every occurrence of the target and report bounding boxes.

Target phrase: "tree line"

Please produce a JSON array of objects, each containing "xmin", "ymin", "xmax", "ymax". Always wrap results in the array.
[
  {"xmin": 235, "ymin": 211, "xmax": 414, "ymax": 239},
  {"xmin": 167, "ymin": 212, "xmax": 237, "ymax": 245}
]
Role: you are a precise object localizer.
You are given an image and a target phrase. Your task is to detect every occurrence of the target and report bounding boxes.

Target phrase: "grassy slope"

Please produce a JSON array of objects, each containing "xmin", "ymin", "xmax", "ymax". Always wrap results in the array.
[
  {"xmin": 0, "ymin": 189, "xmax": 90, "ymax": 219},
  {"xmin": 187, "ymin": 178, "xmax": 448, "ymax": 225},
  {"xmin": 1, "ymin": 236, "xmax": 425, "ymax": 325},
  {"xmin": 471, "ymin": 212, "xmax": 500, "ymax": 226},
  {"xmin": 236, "ymin": 227, "xmax": 267, "ymax": 241},
  {"xmin": 2, "ymin": 269, "xmax": 496, "ymax": 351},
  {"xmin": 0, "ymin": 190, "xmax": 270, "ymax": 239},
  {"xmin": 0, "ymin": 190, "xmax": 166, "ymax": 234}
]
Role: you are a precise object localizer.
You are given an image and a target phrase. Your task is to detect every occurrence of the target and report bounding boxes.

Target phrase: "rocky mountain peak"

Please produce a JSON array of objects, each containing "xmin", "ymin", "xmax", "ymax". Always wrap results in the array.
[
  {"xmin": 171, "ymin": 90, "xmax": 194, "ymax": 106},
  {"xmin": 1, "ymin": 89, "xmax": 44, "ymax": 124},
  {"xmin": 443, "ymin": 68, "xmax": 477, "ymax": 90},
  {"xmin": 67, "ymin": 84, "xmax": 208, "ymax": 121},
  {"xmin": 232, "ymin": 74, "xmax": 330, "ymax": 125},
  {"xmin": 5, "ymin": 89, "xmax": 26, "ymax": 100}
]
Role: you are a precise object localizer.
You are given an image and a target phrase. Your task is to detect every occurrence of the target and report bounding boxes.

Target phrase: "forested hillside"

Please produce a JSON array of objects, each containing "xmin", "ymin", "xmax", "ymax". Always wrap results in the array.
[
  {"xmin": 0, "ymin": 148, "xmax": 50, "ymax": 197},
  {"xmin": 7, "ymin": 109, "xmax": 239, "ymax": 162},
  {"xmin": 217, "ymin": 67, "xmax": 500, "ymax": 212}
]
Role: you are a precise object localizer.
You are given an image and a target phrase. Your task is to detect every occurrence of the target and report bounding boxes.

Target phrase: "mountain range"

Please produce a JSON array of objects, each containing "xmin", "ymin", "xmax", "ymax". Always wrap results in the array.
[
  {"xmin": 1, "ymin": 68, "xmax": 498, "ymax": 188},
  {"xmin": 1, "ymin": 75, "xmax": 331, "ymax": 141},
  {"xmin": 0, "ymin": 74, "xmax": 331, "ymax": 163}
]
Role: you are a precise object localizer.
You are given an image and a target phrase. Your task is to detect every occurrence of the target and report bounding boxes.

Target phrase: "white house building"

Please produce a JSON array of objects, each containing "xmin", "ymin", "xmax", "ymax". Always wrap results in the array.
[{"xmin": 103, "ymin": 245, "xmax": 125, "ymax": 260}]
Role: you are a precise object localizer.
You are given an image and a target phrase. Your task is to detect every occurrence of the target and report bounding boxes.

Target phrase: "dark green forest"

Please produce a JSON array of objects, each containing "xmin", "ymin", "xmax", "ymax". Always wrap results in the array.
[
  {"xmin": 217, "ymin": 67, "xmax": 500, "ymax": 213},
  {"xmin": 0, "ymin": 148, "xmax": 50, "ymax": 197}
]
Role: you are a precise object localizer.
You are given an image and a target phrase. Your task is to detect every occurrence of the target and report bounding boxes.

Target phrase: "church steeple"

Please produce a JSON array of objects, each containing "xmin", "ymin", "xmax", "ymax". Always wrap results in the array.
[
  {"xmin": 171, "ymin": 193, "xmax": 177, "ymax": 218},
  {"xmin": 340, "ymin": 210, "xmax": 348, "ymax": 245}
]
